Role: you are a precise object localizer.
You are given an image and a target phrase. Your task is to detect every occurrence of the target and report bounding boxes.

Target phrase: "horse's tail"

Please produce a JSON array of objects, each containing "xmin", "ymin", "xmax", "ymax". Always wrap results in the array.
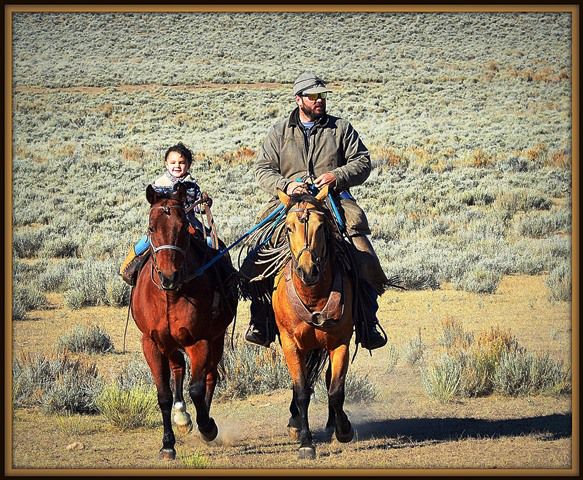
[{"xmin": 306, "ymin": 348, "xmax": 328, "ymax": 390}]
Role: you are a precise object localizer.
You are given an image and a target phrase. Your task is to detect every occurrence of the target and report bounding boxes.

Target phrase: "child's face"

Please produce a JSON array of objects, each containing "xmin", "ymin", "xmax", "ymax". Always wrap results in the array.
[{"xmin": 165, "ymin": 151, "xmax": 190, "ymax": 178}]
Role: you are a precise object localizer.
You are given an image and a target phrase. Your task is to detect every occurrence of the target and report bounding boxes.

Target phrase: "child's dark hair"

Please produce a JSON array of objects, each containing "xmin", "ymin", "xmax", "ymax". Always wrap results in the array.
[{"xmin": 165, "ymin": 142, "xmax": 193, "ymax": 165}]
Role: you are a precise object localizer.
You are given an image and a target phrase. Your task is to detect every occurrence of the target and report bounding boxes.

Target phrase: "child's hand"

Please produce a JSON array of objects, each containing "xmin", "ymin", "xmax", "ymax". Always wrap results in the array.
[{"xmin": 201, "ymin": 192, "xmax": 213, "ymax": 207}]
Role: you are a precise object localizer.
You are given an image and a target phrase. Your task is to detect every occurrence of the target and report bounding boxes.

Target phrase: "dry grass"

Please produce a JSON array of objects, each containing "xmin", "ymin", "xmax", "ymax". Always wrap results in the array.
[{"xmin": 120, "ymin": 145, "xmax": 145, "ymax": 163}]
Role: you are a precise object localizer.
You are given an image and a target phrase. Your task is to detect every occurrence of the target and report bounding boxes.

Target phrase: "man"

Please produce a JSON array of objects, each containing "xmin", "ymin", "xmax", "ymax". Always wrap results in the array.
[{"xmin": 243, "ymin": 72, "xmax": 389, "ymax": 350}]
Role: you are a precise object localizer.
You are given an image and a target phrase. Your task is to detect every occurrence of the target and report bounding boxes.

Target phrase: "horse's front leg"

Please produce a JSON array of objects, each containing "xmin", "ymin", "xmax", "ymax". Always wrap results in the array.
[
  {"xmin": 327, "ymin": 344, "xmax": 353, "ymax": 443},
  {"xmin": 141, "ymin": 335, "xmax": 176, "ymax": 460},
  {"xmin": 280, "ymin": 335, "xmax": 315, "ymax": 459},
  {"xmin": 324, "ymin": 362, "xmax": 336, "ymax": 440},
  {"xmin": 204, "ymin": 337, "xmax": 224, "ymax": 409},
  {"xmin": 168, "ymin": 350, "xmax": 193, "ymax": 434},
  {"xmin": 184, "ymin": 339, "xmax": 218, "ymax": 442},
  {"xmin": 287, "ymin": 387, "xmax": 301, "ymax": 441}
]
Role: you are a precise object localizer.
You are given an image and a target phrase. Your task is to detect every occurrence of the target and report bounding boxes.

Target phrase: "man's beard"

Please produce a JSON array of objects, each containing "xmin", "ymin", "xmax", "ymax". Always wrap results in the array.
[{"xmin": 299, "ymin": 101, "xmax": 326, "ymax": 121}]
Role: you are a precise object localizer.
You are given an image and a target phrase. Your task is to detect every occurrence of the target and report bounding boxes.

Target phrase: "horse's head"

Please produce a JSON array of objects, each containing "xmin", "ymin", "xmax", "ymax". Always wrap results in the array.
[
  {"xmin": 278, "ymin": 185, "xmax": 331, "ymax": 286},
  {"xmin": 146, "ymin": 183, "xmax": 190, "ymax": 291}
]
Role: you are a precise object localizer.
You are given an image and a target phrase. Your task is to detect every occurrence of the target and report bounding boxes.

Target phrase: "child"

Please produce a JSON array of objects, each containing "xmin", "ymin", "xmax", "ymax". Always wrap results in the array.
[{"xmin": 119, "ymin": 142, "xmax": 212, "ymax": 285}]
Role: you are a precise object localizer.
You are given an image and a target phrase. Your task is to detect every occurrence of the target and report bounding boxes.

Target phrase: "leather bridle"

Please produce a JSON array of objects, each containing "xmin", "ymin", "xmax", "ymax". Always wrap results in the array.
[
  {"xmin": 148, "ymin": 204, "xmax": 190, "ymax": 290},
  {"xmin": 286, "ymin": 205, "xmax": 328, "ymax": 272}
]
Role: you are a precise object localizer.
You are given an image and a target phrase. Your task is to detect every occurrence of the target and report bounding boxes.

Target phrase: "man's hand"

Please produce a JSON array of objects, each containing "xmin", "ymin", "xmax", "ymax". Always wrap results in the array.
[
  {"xmin": 285, "ymin": 181, "xmax": 309, "ymax": 195},
  {"xmin": 314, "ymin": 172, "xmax": 337, "ymax": 189}
]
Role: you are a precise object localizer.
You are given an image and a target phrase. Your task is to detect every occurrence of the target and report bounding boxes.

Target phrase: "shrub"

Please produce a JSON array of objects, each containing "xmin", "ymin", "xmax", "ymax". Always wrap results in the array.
[
  {"xmin": 314, "ymin": 371, "xmax": 378, "ymax": 404},
  {"xmin": 12, "ymin": 284, "xmax": 49, "ymax": 320},
  {"xmin": 42, "ymin": 237, "xmax": 79, "ymax": 258},
  {"xmin": 64, "ymin": 261, "xmax": 118, "ymax": 308},
  {"xmin": 404, "ymin": 330, "xmax": 426, "ymax": 366},
  {"xmin": 64, "ymin": 289, "xmax": 86, "ymax": 309},
  {"xmin": 422, "ymin": 323, "xmax": 570, "ymax": 401},
  {"xmin": 515, "ymin": 210, "xmax": 571, "ymax": 238},
  {"xmin": 421, "ymin": 353, "xmax": 462, "ymax": 403},
  {"xmin": 385, "ymin": 342, "xmax": 399, "ymax": 374},
  {"xmin": 494, "ymin": 189, "xmax": 552, "ymax": 215},
  {"xmin": 13, "ymin": 353, "xmax": 103, "ymax": 414},
  {"xmin": 546, "ymin": 262, "xmax": 571, "ymax": 302},
  {"xmin": 493, "ymin": 346, "xmax": 571, "ymax": 396},
  {"xmin": 439, "ymin": 317, "xmax": 474, "ymax": 351},
  {"xmin": 453, "ymin": 266, "xmax": 501, "ymax": 294},
  {"xmin": 38, "ymin": 259, "xmax": 82, "ymax": 292},
  {"xmin": 386, "ymin": 262, "xmax": 440, "ymax": 291},
  {"xmin": 105, "ymin": 277, "xmax": 130, "ymax": 307},
  {"xmin": 13, "ymin": 228, "xmax": 47, "ymax": 258},
  {"xmin": 216, "ymin": 339, "xmax": 290, "ymax": 399},
  {"xmin": 57, "ymin": 324, "xmax": 114, "ymax": 354},
  {"xmin": 96, "ymin": 384, "xmax": 159, "ymax": 430},
  {"xmin": 116, "ymin": 358, "xmax": 153, "ymax": 390}
]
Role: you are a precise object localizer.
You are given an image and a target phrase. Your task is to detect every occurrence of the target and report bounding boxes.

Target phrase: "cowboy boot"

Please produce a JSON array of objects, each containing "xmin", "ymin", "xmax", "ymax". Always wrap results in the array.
[
  {"xmin": 350, "ymin": 235, "xmax": 388, "ymax": 349},
  {"xmin": 245, "ymin": 298, "xmax": 276, "ymax": 347},
  {"xmin": 357, "ymin": 282, "xmax": 387, "ymax": 350},
  {"xmin": 119, "ymin": 236, "xmax": 150, "ymax": 286}
]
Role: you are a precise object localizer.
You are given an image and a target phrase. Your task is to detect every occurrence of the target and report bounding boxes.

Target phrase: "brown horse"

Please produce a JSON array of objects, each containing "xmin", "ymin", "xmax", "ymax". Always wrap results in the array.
[
  {"xmin": 130, "ymin": 184, "xmax": 237, "ymax": 460},
  {"xmin": 272, "ymin": 185, "xmax": 355, "ymax": 459}
]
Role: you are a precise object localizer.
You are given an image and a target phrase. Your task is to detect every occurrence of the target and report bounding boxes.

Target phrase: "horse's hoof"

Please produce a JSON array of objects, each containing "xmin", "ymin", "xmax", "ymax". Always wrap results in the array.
[
  {"xmin": 159, "ymin": 448, "xmax": 176, "ymax": 461},
  {"xmin": 176, "ymin": 421, "xmax": 193, "ymax": 435},
  {"xmin": 336, "ymin": 424, "xmax": 354, "ymax": 443},
  {"xmin": 288, "ymin": 426, "xmax": 300, "ymax": 441},
  {"xmin": 298, "ymin": 445, "xmax": 316, "ymax": 460},
  {"xmin": 173, "ymin": 411, "xmax": 193, "ymax": 434},
  {"xmin": 199, "ymin": 418, "xmax": 218, "ymax": 442}
]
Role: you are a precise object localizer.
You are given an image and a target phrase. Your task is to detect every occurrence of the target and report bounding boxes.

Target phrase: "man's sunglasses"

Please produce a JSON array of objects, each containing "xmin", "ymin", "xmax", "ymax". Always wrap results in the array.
[{"xmin": 301, "ymin": 92, "xmax": 328, "ymax": 101}]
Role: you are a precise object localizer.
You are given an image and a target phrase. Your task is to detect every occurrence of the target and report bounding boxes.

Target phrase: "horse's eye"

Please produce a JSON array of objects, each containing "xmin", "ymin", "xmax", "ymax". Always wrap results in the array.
[{"xmin": 148, "ymin": 226, "xmax": 154, "ymax": 233}]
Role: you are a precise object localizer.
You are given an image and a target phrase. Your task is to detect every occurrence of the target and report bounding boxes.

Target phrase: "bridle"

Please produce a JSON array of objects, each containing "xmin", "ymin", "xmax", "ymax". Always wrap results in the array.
[
  {"xmin": 148, "ymin": 204, "xmax": 190, "ymax": 290},
  {"xmin": 286, "ymin": 204, "xmax": 328, "ymax": 271}
]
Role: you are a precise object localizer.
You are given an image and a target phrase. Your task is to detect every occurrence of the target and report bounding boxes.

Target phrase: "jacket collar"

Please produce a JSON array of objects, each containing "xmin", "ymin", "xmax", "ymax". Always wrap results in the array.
[{"xmin": 288, "ymin": 107, "xmax": 329, "ymax": 129}]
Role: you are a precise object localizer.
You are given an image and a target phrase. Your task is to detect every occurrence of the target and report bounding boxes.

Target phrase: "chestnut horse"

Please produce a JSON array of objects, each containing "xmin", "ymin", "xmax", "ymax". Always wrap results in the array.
[
  {"xmin": 272, "ymin": 185, "xmax": 355, "ymax": 459},
  {"xmin": 130, "ymin": 184, "xmax": 237, "ymax": 460}
]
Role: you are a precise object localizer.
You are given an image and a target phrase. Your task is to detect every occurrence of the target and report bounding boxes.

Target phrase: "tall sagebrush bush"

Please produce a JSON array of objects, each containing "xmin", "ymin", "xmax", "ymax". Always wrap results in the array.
[
  {"xmin": 422, "ymin": 323, "xmax": 570, "ymax": 402},
  {"xmin": 13, "ymin": 353, "xmax": 103, "ymax": 414},
  {"xmin": 57, "ymin": 324, "xmax": 114, "ymax": 354},
  {"xmin": 216, "ymin": 339, "xmax": 290, "ymax": 399}
]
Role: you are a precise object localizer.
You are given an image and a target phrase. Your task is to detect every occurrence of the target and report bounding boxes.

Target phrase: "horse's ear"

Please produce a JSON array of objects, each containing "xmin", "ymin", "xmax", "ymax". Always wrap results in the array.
[
  {"xmin": 315, "ymin": 184, "xmax": 329, "ymax": 202},
  {"xmin": 277, "ymin": 188, "xmax": 291, "ymax": 207},
  {"xmin": 146, "ymin": 184, "xmax": 157, "ymax": 205}
]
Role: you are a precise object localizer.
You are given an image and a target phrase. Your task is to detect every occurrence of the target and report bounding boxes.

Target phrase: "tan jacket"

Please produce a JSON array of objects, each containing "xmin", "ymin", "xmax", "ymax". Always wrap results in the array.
[
  {"xmin": 255, "ymin": 108, "xmax": 372, "ymax": 236},
  {"xmin": 255, "ymin": 108, "xmax": 371, "ymax": 196}
]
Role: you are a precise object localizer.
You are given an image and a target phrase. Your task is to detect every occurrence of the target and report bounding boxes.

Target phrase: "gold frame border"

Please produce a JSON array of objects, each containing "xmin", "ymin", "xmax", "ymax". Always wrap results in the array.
[{"xmin": 4, "ymin": 3, "xmax": 579, "ymax": 478}]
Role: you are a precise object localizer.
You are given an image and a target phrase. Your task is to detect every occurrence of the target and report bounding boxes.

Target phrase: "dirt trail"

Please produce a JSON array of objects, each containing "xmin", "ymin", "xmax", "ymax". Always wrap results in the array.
[{"xmin": 13, "ymin": 82, "xmax": 285, "ymax": 95}]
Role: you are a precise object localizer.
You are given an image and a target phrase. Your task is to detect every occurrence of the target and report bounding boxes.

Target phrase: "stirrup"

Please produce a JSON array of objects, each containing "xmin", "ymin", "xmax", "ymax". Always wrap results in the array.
[
  {"xmin": 120, "ymin": 253, "xmax": 148, "ymax": 286},
  {"xmin": 360, "ymin": 330, "xmax": 387, "ymax": 350},
  {"xmin": 360, "ymin": 321, "xmax": 388, "ymax": 350}
]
